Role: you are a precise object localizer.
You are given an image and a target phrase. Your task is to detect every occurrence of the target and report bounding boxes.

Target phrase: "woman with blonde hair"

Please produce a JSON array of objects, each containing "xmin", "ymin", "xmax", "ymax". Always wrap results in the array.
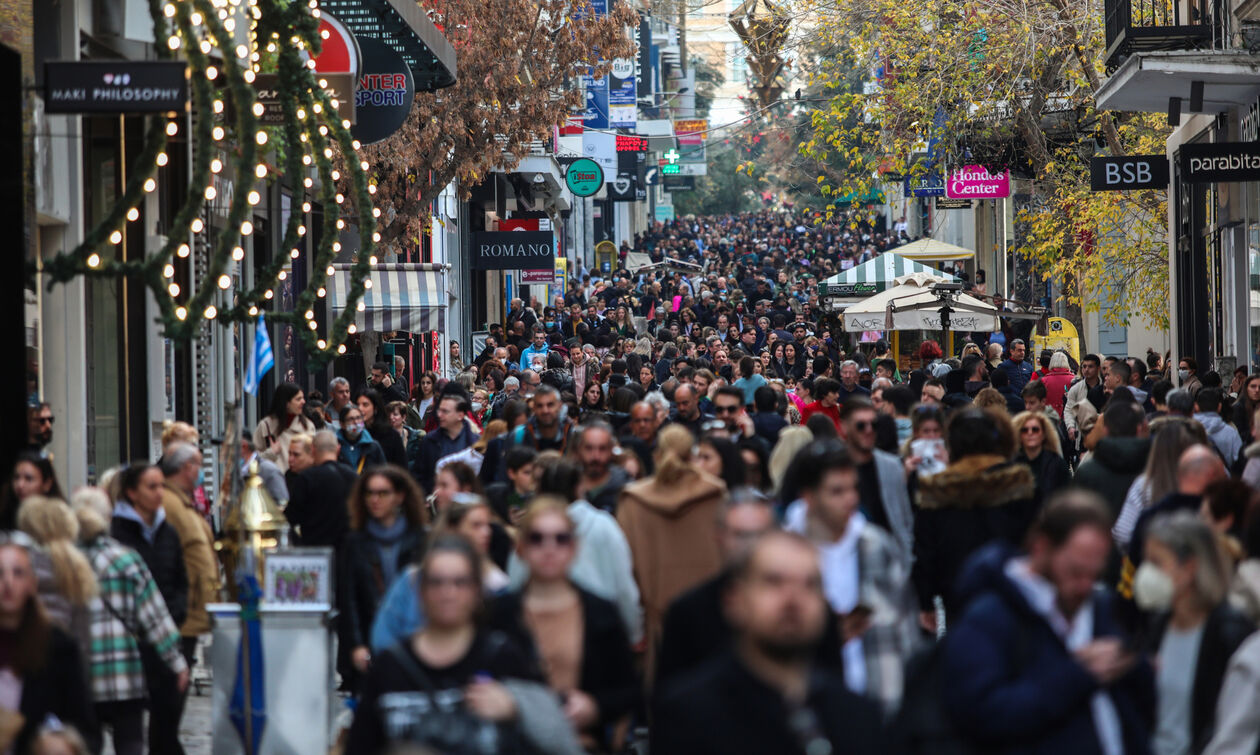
[
  {"xmin": 17, "ymin": 496, "xmax": 97, "ymax": 647},
  {"xmin": 1011, "ymin": 410, "xmax": 1071, "ymax": 504},
  {"xmin": 68, "ymin": 487, "xmax": 187, "ymax": 755},
  {"xmin": 616, "ymin": 424, "xmax": 725, "ymax": 676}
]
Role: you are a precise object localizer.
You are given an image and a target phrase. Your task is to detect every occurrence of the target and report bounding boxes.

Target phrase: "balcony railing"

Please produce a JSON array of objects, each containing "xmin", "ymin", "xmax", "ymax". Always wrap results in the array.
[{"xmin": 1104, "ymin": 0, "xmax": 1230, "ymax": 71}]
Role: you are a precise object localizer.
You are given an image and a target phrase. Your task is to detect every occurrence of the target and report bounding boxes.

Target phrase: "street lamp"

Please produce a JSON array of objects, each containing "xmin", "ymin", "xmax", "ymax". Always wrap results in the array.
[{"xmin": 931, "ymin": 281, "xmax": 964, "ymax": 355}]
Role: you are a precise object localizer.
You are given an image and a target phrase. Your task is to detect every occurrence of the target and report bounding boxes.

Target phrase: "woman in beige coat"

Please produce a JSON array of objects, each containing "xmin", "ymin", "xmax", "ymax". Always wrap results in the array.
[
  {"xmin": 253, "ymin": 382, "xmax": 318, "ymax": 473},
  {"xmin": 616, "ymin": 425, "xmax": 726, "ymax": 679}
]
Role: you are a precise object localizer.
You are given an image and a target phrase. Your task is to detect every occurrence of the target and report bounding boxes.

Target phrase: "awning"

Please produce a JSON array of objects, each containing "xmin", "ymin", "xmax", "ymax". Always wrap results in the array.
[
  {"xmin": 329, "ymin": 263, "xmax": 447, "ymax": 333},
  {"xmin": 818, "ymin": 253, "xmax": 957, "ymax": 298},
  {"xmin": 842, "ymin": 273, "xmax": 998, "ymax": 332},
  {"xmin": 320, "ymin": 0, "xmax": 457, "ymax": 90},
  {"xmin": 887, "ymin": 238, "xmax": 976, "ymax": 262}
]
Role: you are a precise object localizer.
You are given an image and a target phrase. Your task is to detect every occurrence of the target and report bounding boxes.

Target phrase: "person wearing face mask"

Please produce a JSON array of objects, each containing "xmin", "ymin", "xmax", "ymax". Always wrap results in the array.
[
  {"xmin": 1137, "ymin": 512, "xmax": 1254, "ymax": 755},
  {"xmin": 338, "ymin": 404, "xmax": 387, "ymax": 475}
]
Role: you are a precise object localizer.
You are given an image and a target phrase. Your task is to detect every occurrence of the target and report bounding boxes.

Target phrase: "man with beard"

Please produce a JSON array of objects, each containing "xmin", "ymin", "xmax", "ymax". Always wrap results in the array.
[
  {"xmin": 652, "ymin": 531, "xmax": 884, "ymax": 755},
  {"xmin": 26, "ymin": 401, "xmax": 53, "ymax": 451}
]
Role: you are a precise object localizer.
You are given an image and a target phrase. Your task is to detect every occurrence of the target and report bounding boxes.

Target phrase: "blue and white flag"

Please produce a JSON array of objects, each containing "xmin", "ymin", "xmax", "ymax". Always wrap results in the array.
[{"xmin": 242, "ymin": 322, "xmax": 274, "ymax": 396}]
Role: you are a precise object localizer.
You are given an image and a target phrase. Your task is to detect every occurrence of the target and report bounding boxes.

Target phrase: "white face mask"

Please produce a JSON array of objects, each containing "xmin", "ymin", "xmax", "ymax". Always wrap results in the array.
[
  {"xmin": 471, "ymin": 401, "xmax": 484, "ymax": 413},
  {"xmin": 1133, "ymin": 561, "xmax": 1175, "ymax": 612},
  {"xmin": 1178, "ymin": 369, "xmax": 1190, "ymax": 383}
]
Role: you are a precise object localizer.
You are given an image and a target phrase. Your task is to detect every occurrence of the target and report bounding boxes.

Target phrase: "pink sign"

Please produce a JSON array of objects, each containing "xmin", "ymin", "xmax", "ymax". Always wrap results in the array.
[
  {"xmin": 521, "ymin": 269, "xmax": 552, "ymax": 283},
  {"xmin": 946, "ymin": 165, "xmax": 1010, "ymax": 199}
]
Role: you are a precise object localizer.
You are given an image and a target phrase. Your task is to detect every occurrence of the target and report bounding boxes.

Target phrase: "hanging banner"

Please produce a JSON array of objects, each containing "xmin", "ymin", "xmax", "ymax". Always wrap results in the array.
[
  {"xmin": 636, "ymin": 16, "xmax": 652, "ymax": 101},
  {"xmin": 946, "ymin": 165, "xmax": 1010, "ymax": 198},
  {"xmin": 1090, "ymin": 155, "xmax": 1169, "ymax": 191},
  {"xmin": 44, "ymin": 61, "xmax": 187, "ymax": 113},
  {"xmin": 1179, "ymin": 142, "xmax": 1260, "ymax": 183},
  {"xmin": 351, "ymin": 39, "xmax": 414, "ymax": 145},
  {"xmin": 582, "ymin": 75, "xmax": 610, "ymax": 129},
  {"xmin": 471, "ymin": 231, "xmax": 556, "ymax": 270},
  {"xmin": 608, "ymin": 58, "xmax": 637, "ymax": 128}
]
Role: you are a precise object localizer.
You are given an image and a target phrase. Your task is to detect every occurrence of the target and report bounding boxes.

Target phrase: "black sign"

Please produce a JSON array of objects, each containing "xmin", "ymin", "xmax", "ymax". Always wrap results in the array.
[
  {"xmin": 663, "ymin": 175, "xmax": 695, "ymax": 192},
  {"xmin": 935, "ymin": 197, "xmax": 971, "ymax": 210},
  {"xmin": 44, "ymin": 61, "xmax": 187, "ymax": 113},
  {"xmin": 1090, "ymin": 155, "xmax": 1169, "ymax": 191},
  {"xmin": 1180, "ymin": 141, "xmax": 1260, "ymax": 183},
  {"xmin": 351, "ymin": 39, "xmax": 414, "ymax": 145},
  {"xmin": 471, "ymin": 231, "xmax": 555, "ymax": 270},
  {"xmin": 254, "ymin": 73, "xmax": 356, "ymax": 125},
  {"xmin": 826, "ymin": 282, "xmax": 878, "ymax": 297},
  {"xmin": 608, "ymin": 171, "xmax": 639, "ymax": 202}
]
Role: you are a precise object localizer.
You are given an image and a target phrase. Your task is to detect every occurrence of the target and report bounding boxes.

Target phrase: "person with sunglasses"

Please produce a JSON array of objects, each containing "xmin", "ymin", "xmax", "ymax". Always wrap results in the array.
[
  {"xmin": 1012, "ymin": 410, "xmax": 1071, "ymax": 506},
  {"xmin": 488, "ymin": 498, "xmax": 638, "ymax": 750},
  {"xmin": 831, "ymin": 397, "xmax": 915, "ymax": 563},
  {"xmin": 25, "ymin": 402, "xmax": 54, "ymax": 453}
]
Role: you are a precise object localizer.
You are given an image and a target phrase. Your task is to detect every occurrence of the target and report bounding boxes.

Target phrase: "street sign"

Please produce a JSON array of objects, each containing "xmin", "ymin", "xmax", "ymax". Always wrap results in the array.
[
  {"xmin": 565, "ymin": 158, "xmax": 604, "ymax": 197},
  {"xmin": 44, "ymin": 61, "xmax": 187, "ymax": 113},
  {"xmin": 1179, "ymin": 142, "xmax": 1260, "ymax": 183},
  {"xmin": 351, "ymin": 39, "xmax": 415, "ymax": 145},
  {"xmin": 471, "ymin": 231, "xmax": 555, "ymax": 270},
  {"xmin": 644, "ymin": 167, "xmax": 659, "ymax": 185},
  {"xmin": 1090, "ymin": 155, "xmax": 1169, "ymax": 191}
]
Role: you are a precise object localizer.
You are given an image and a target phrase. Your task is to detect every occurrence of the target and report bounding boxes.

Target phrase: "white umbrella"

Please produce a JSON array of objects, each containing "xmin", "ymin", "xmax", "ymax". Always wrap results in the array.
[{"xmin": 842, "ymin": 273, "xmax": 999, "ymax": 333}]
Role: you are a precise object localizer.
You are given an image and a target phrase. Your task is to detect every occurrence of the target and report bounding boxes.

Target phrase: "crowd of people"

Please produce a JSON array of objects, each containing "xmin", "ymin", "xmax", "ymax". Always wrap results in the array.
[{"xmin": 5, "ymin": 209, "xmax": 1260, "ymax": 754}]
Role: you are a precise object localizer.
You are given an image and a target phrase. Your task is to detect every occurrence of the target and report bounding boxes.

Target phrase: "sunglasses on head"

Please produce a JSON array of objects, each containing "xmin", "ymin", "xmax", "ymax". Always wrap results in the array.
[{"xmin": 527, "ymin": 531, "xmax": 573, "ymax": 547}]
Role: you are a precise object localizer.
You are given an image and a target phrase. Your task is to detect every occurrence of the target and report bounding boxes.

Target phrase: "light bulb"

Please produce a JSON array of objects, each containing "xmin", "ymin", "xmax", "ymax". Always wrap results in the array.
[
  {"xmin": 303, "ymin": 177, "xmax": 313, "ymax": 188},
  {"xmin": 156, "ymin": 152, "xmax": 169, "ymax": 166},
  {"xmin": 252, "ymin": 102, "xmax": 265, "ymax": 117},
  {"xmin": 352, "ymin": 140, "xmax": 361, "ymax": 149},
  {"xmin": 330, "ymin": 169, "xmax": 338, "ymax": 179},
  {"xmin": 325, "ymin": 265, "xmax": 335, "ymax": 276},
  {"xmin": 248, "ymin": 305, "xmax": 259, "ymax": 316},
  {"xmin": 204, "ymin": 185, "xmax": 216, "ymax": 200},
  {"xmin": 307, "ymin": 320, "xmax": 317, "ymax": 330},
  {"xmin": 144, "ymin": 177, "xmax": 157, "ymax": 193},
  {"xmin": 336, "ymin": 219, "xmax": 345, "ymax": 229},
  {"xmin": 360, "ymin": 160, "xmax": 369, "ymax": 171},
  {"xmin": 372, "ymin": 232, "xmax": 381, "ymax": 242},
  {"xmin": 204, "ymin": 305, "xmax": 217, "ymax": 319},
  {"xmin": 224, "ymin": 17, "xmax": 236, "ymax": 31},
  {"xmin": 323, "ymin": 148, "xmax": 333, "ymax": 159},
  {"xmin": 243, "ymin": 69, "xmax": 255, "ymax": 83},
  {"xmin": 297, "ymin": 225, "xmax": 306, "ymax": 236},
  {"xmin": 163, "ymin": 3, "xmax": 175, "ymax": 16},
  {"xmin": 256, "ymin": 131, "xmax": 268, "ymax": 145},
  {"xmin": 190, "ymin": 218, "xmax": 204, "ymax": 233},
  {"xmin": 356, "ymin": 300, "xmax": 365, "ymax": 312},
  {"xmin": 317, "ymin": 339, "xmax": 326, "ymax": 349},
  {"xmin": 338, "ymin": 344, "xmax": 346, "ymax": 354},
  {"xmin": 213, "ymin": 99, "xmax": 224, "ymax": 114},
  {"xmin": 109, "ymin": 230, "xmax": 123, "ymax": 244},
  {"xmin": 126, "ymin": 207, "xmax": 140, "ymax": 221},
  {"xmin": 290, "ymin": 248, "xmax": 300, "ymax": 259},
  {"xmin": 302, "ymin": 202, "xmax": 311, "ymax": 213},
  {"xmin": 232, "ymin": 246, "xmax": 245, "ymax": 260},
  {"xmin": 264, "ymin": 289, "xmax": 273, "ymax": 299},
  {"xmin": 168, "ymin": 36, "xmax": 181, "ymax": 50},
  {"xmin": 348, "ymin": 324, "xmax": 357, "ymax": 334},
  {"xmin": 177, "ymin": 243, "xmax": 191, "ymax": 257},
  {"xmin": 331, "ymin": 242, "xmax": 341, "ymax": 252},
  {"xmin": 236, "ymin": 44, "xmax": 249, "ymax": 58},
  {"xmin": 211, "ymin": 158, "xmax": 223, "ymax": 173},
  {"xmin": 296, "ymin": 108, "xmax": 306, "ymax": 119},
  {"xmin": 200, "ymin": 40, "xmax": 212, "ymax": 54},
  {"xmin": 168, "ymin": 282, "xmax": 181, "ymax": 296},
  {"xmin": 206, "ymin": 66, "xmax": 218, "ymax": 81},
  {"xmin": 342, "ymin": 120, "xmax": 351, "ymax": 128},
  {"xmin": 304, "ymin": 309, "xmax": 314, "ymax": 319},
  {"xmin": 319, "ymin": 126, "xmax": 329, "ymax": 137},
  {"xmin": 166, "ymin": 121, "xmax": 179, "ymax": 136},
  {"xmin": 247, "ymin": 191, "xmax": 260, "ymax": 206},
  {"xmin": 301, "ymin": 154, "xmax": 312, "ymax": 165},
  {"xmin": 213, "ymin": 126, "xmax": 225, "ymax": 141},
  {"xmin": 217, "ymin": 274, "xmax": 231, "ymax": 289},
  {"xmin": 255, "ymin": 164, "xmax": 267, "ymax": 178},
  {"xmin": 87, "ymin": 253, "xmax": 101, "ymax": 267},
  {"xmin": 369, "ymin": 255, "xmax": 378, "ymax": 265},
  {"xmin": 313, "ymin": 103, "xmax": 323, "ymax": 114},
  {"xmin": 163, "ymin": 264, "xmax": 175, "ymax": 278},
  {"xmin": 363, "ymin": 279, "xmax": 373, "ymax": 290},
  {"xmin": 176, "ymin": 306, "xmax": 187, "ymax": 320},
  {"xmin": 368, "ymin": 184, "xmax": 377, "ymax": 195},
  {"xmin": 278, "ymin": 270, "xmax": 287, "ymax": 280},
  {"xmin": 317, "ymin": 287, "xmax": 326, "ymax": 297},
  {"xmin": 372, "ymin": 208, "xmax": 381, "ymax": 218},
  {"xmin": 190, "ymin": 11, "xmax": 203, "ymax": 23},
  {"xmin": 335, "ymin": 193, "xmax": 344, "ymax": 204}
]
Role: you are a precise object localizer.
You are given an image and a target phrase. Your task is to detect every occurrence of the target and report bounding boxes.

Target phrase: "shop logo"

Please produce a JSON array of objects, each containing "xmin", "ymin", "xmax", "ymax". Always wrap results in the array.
[
  {"xmin": 1180, "ymin": 142, "xmax": 1260, "ymax": 183},
  {"xmin": 101, "ymin": 73, "xmax": 132, "ymax": 85},
  {"xmin": 1090, "ymin": 155, "xmax": 1168, "ymax": 191},
  {"xmin": 946, "ymin": 165, "xmax": 1010, "ymax": 199}
]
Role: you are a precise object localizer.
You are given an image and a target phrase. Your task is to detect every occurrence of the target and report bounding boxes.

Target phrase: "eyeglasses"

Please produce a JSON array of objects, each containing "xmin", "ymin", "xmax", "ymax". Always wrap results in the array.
[
  {"xmin": 526, "ymin": 531, "xmax": 574, "ymax": 547},
  {"xmin": 714, "ymin": 404, "xmax": 741, "ymax": 415},
  {"xmin": 36, "ymin": 416, "xmax": 54, "ymax": 425}
]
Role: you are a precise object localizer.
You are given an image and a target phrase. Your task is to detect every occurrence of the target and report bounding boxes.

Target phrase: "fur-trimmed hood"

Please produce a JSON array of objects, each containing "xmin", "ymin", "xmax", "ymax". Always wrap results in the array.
[{"xmin": 916, "ymin": 454, "xmax": 1036, "ymax": 511}]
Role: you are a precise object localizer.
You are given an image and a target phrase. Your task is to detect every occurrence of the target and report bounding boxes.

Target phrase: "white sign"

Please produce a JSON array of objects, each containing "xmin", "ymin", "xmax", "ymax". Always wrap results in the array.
[{"xmin": 582, "ymin": 130, "xmax": 616, "ymax": 171}]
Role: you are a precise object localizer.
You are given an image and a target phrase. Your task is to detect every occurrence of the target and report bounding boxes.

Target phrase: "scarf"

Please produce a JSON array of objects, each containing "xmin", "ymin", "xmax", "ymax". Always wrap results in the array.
[{"xmin": 366, "ymin": 515, "xmax": 410, "ymax": 589}]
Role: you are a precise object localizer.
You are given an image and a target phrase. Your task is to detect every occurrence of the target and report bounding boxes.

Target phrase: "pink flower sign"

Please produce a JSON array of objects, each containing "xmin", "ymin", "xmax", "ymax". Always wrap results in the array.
[{"xmin": 946, "ymin": 165, "xmax": 1010, "ymax": 199}]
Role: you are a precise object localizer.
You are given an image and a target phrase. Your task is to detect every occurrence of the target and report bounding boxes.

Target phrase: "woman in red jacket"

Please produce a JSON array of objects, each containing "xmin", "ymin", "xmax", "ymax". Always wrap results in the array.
[{"xmin": 1038, "ymin": 350, "xmax": 1076, "ymax": 419}]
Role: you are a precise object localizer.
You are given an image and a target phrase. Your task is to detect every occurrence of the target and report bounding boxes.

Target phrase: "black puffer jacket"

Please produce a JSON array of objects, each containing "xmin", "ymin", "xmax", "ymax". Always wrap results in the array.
[
  {"xmin": 111, "ymin": 512, "xmax": 188, "ymax": 628},
  {"xmin": 911, "ymin": 455, "xmax": 1037, "ymax": 618}
]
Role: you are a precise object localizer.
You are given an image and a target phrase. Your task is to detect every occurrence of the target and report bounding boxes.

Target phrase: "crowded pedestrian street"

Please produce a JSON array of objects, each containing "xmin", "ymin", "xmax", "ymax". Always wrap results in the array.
[{"xmin": 9, "ymin": 0, "xmax": 1260, "ymax": 752}]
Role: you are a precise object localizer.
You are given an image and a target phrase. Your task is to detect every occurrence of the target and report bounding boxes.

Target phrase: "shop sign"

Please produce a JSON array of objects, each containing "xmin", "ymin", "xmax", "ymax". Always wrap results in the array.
[
  {"xmin": 904, "ymin": 174, "xmax": 945, "ymax": 198},
  {"xmin": 1090, "ymin": 155, "xmax": 1169, "ymax": 191},
  {"xmin": 44, "ymin": 61, "xmax": 186, "ymax": 113},
  {"xmin": 608, "ymin": 58, "xmax": 636, "ymax": 128},
  {"xmin": 565, "ymin": 158, "xmax": 604, "ymax": 196},
  {"xmin": 471, "ymin": 231, "xmax": 555, "ymax": 270},
  {"xmin": 616, "ymin": 135, "xmax": 648, "ymax": 152},
  {"xmin": 311, "ymin": 13, "xmax": 362, "ymax": 79},
  {"xmin": 253, "ymin": 73, "xmax": 356, "ymax": 125},
  {"xmin": 674, "ymin": 120, "xmax": 708, "ymax": 140},
  {"xmin": 521, "ymin": 269, "xmax": 553, "ymax": 283},
  {"xmin": 826, "ymin": 282, "xmax": 878, "ymax": 297},
  {"xmin": 351, "ymin": 39, "xmax": 414, "ymax": 145},
  {"xmin": 1180, "ymin": 141, "xmax": 1260, "ymax": 183},
  {"xmin": 663, "ymin": 174, "xmax": 695, "ymax": 191},
  {"xmin": 946, "ymin": 165, "xmax": 1010, "ymax": 198},
  {"xmin": 655, "ymin": 204, "xmax": 675, "ymax": 221},
  {"xmin": 935, "ymin": 197, "xmax": 972, "ymax": 210},
  {"xmin": 608, "ymin": 170, "xmax": 641, "ymax": 202},
  {"xmin": 583, "ymin": 75, "xmax": 609, "ymax": 129}
]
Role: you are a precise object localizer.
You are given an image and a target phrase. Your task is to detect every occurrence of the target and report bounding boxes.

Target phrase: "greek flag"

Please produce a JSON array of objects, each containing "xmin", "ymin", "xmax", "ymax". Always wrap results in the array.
[{"xmin": 242, "ymin": 322, "xmax": 274, "ymax": 396}]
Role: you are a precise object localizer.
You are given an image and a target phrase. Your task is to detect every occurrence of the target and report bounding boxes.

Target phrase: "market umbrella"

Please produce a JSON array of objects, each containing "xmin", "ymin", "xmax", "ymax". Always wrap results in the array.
[
  {"xmin": 841, "ymin": 273, "xmax": 998, "ymax": 333},
  {"xmin": 229, "ymin": 574, "xmax": 266, "ymax": 754},
  {"xmin": 886, "ymin": 237, "xmax": 976, "ymax": 262},
  {"xmin": 817, "ymin": 253, "xmax": 959, "ymax": 298}
]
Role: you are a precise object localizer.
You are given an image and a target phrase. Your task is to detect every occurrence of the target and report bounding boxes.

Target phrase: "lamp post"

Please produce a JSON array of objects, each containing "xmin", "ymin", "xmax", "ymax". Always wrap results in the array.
[{"xmin": 931, "ymin": 281, "xmax": 964, "ymax": 357}]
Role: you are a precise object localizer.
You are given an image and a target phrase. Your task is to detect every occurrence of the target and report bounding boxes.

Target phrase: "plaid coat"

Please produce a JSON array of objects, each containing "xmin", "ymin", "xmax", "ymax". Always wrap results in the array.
[{"xmin": 83, "ymin": 534, "xmax": 188, "ymax": 703}]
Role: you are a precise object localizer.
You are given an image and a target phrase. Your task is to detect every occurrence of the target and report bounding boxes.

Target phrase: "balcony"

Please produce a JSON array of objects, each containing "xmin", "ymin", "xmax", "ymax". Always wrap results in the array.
[{"xmin": 1105, "ymin": 0, "xmax": 1229, "ymax": 72}]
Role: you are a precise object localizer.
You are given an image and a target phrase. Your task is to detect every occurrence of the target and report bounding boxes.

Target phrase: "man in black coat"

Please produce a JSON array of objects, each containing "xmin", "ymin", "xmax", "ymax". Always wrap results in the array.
[
  {"xmin": 285, "ymin": 430, "xmax": 356, "ymax": 549},
  {"xmin": 652, "ymin": 532, "xmax": 883, "ymax": 755}
]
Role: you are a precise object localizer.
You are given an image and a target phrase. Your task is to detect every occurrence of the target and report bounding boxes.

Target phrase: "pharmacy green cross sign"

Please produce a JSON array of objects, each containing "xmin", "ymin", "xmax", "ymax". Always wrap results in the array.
[{"xmin": 664, "ymin": 148, "xmax": 680, "ymax": 164}]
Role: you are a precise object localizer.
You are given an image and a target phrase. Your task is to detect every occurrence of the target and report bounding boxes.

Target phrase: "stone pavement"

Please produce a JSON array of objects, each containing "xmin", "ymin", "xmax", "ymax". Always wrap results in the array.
[{"xmin": 180, "ymin": 691, "xmax": 213, "ymax": 755}]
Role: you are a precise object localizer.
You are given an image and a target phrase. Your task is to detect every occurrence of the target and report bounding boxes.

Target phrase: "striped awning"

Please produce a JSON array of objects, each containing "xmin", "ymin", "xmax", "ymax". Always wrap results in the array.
[
  {"xmin": 328, "ymin": 263, "xmax": 447, "ymax": 333},
  {"xmin": 818, "ymin": 253, "xmax": 958, "ymax": 298}
]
